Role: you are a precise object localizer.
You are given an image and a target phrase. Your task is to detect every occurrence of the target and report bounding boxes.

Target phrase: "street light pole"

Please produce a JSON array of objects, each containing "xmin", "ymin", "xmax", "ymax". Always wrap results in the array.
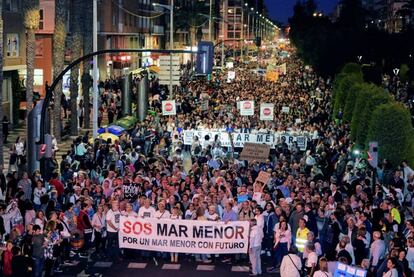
[
  {"xmin": 170, "ymin": 0, "xmax": 174, "ymax": 98},
  {"xmin": 221, "ymin": 0, "xmax": 226, "ymax": 68},
  {"xmin": 208, "ymin": 0, "xmax": 212, "ymax": 41},
  {"xmin": 92, "ymin": 0, "xmax": 98, "ymax": 139}
]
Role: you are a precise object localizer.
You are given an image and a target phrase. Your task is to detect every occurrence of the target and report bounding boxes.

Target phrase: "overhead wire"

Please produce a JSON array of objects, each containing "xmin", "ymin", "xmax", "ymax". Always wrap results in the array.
[{"xmin": 110, "ymin": 0, "xmax": 165, "ymax": 19}]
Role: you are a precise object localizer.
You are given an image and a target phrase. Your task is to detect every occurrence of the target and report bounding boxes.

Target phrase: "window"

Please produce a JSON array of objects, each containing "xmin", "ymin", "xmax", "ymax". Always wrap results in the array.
[
  {"xmin": 5, "ymin": 0, "xmax": 19, "ymax": 12},
  {"xmin": 35, "ymin": 39, "xmax": 44, "ymax": 57},
  {"xmin": 39, "ymin": 9, "xmax": 44, "ymax": 30},
  {"xmin": 34, "ymin": 69, "xmax": 44, "ymax": 86},
  {"xmin": 6, "ymin": 34, "xmax": 19, "ymax": 57}
]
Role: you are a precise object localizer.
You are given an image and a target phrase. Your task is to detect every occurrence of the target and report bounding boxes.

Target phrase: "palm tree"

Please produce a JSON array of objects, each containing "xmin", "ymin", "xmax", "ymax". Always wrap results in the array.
[
  {"xmin": 53, "ymin": 0, "xmax": 68, "ymax": 142},
  {"xmin": 82, "ymin": 0, "xmax": 93, "ymax": 129},
  {"xmin": 69, "ymin": 0, "xmax": 83, "ymax": 136},
  {"xmin": 23, "ymin": 0, "xmax": 40, "ymax": 115},
  {"xmin": 0, "ymin": 0, "xmax": 4, "ymax": 167}
]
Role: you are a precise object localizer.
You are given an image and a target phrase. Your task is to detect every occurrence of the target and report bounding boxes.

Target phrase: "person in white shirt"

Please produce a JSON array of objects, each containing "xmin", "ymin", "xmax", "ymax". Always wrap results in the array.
[
  {"xmin": 122, "ymin": 203, "xmax": 137, "ymax": 217},
  {"xmin": 33, "ymin": 181, "xmax": 46, "ymax": 210},
  {"xmin": 154, "ymin": 201, "xmax": 170, "ymax": 219},
  {"xmin": 138, "ymin": 198, "xmax": 156, "ymax": 218},
  {"xmin": 91, "ymin": 205, "xmax": 106, "ymax": 255},
  {"xmin": 305, "ymin": 243, "xmax": 318, "ymax": 276},
  {"xmin": 383, "ymin": 258, "xmax": 399, "ymax": 277},
  {"xmin": 280, "ymin": 249, "xmax": 302, "ymax": 277},
  {"xmin": 249, "ymin": 218, "xmax": 264, "ymax": 276},
  {"xmin": 313, "ymin": 257, "xmax": 333, "ymax": 277},
  {"xmin": 370, "ymin": 231, "xmax": 386, "ymax": 270},
  {"xmin": 206, "ymin": 205, "xmax": 220, "ymax": 221},
  {"xmin": 170, "ymin": 207, "xmax": 181, "ymax": 263},
  {"xmin": 106, "ymin": 200, "xmax": 121, "ymax": 260}
]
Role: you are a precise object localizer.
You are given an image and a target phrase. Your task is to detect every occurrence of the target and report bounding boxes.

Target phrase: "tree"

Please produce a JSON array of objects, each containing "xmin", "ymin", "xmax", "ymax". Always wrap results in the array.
[
  {"xmin": 332, "ymin": 73, "xmax": 363, "ymax": 118},
  {"xmin": 69, "ymin": 0, "xmax": 83, "ymax": 136},
  {"xmin": 23, "ymin": 0, "xmax": 40, "ymax": 115},
  {"xmin": 52, "ymin": 0, "xmax": 67, "ymax": 142},
  {"xmin": 0, "ymin": 0, "xmax": 3, "ymax": 167},
  {"xmin": 343, "ymin": 82, "xmax": 364, "ymax": 122},
  {"xmin": 367, "ymin": 102, "xmax": 414, "ymax": 168},
  {"xmin": 350, "ymin": 84, "xmax": 391, "ymax": 147}
]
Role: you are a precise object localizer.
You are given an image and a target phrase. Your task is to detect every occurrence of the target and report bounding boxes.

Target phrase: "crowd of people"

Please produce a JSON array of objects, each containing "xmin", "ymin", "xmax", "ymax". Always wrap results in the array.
[{"xmin": 0, "ymin": 43, "xmax": 413, "ymax": 277}]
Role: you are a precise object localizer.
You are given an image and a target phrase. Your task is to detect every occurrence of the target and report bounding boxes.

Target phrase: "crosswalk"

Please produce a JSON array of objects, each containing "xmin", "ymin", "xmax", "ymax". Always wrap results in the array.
[
  {"xmin": 86, "ymin": 261, "xmax": 250, "ymax": 273},
  {"xmin": 1, "ymin": 120, "xmax": 85, "ymax": 174}
]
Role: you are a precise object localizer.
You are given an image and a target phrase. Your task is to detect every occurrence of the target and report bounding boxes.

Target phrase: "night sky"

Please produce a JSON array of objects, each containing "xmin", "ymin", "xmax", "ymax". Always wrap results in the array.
[{"xmin": 265, "ymin": 0, "xmax": 340, "ymax": 23}]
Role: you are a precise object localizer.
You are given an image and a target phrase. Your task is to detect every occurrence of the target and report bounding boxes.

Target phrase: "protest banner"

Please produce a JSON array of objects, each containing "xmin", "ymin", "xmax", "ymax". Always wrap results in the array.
[
  {"xmin": 239, "ymin": 142, "xmax": 270, "ymax": 163},
  {"xmin": 276, "ymin": 134, "xmax": 309, "ymax": 151},
  {"xmin": 183, "ymin": 130, "xmax": 274, "ymax": 148},
  {"xmin": 201, "ymin": 99, "xmax": 209, "ymax": 111},
  {"xmin": 256, "ymin": 171, "xmax": 271, "ymax": 184},
  {"xmin": 239, "ymin": 101, "xmax": 255, "ymax": 116},
  {"xmin": 228, "ymin": 71, "xmax": 236, "ymax": 80},
  {"xmin": 182, "ymin": 130, "xmax": 309, "ymax": 151},
  {"xmin": 119, "ymin": 216, "xmax": 249, "ymax": 254},
  {"xmin": 260, "ymin": 103, "xmax": 274, "ymax": 120},
  {"xmin": 162, "ymin": 100, "xmax": 176, "ymax": 116},
  {"xmin": 281, "ymin": 106, "xmax": 290, "ymax": 113}
]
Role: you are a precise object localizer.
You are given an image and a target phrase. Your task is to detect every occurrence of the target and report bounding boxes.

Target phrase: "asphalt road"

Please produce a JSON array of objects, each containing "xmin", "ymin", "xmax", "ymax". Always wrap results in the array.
[{"xmin": 58, "ymin": 252, "xmax": 281, "ymax": 277}]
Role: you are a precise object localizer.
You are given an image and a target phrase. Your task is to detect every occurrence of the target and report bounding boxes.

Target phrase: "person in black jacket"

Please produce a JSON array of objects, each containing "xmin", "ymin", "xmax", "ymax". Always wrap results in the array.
[
  {"xmin": 354, "ymin": 229, "xmax": 367, "ymax": 266},
  {"xmin": 11, "ymin": 246, "xmax": 29, "ymax": 277}
]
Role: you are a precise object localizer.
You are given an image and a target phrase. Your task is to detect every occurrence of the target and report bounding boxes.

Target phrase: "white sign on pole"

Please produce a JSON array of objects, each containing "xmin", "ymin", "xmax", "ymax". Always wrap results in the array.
[
  {"xmin": 162, "ymin": 100, "xmax": 176, "ymax": 116},
  {"xmin": 228, "ymin": 71, "xmax": 236, "ymax": 80},
  {"xmin": 281, "ymin": 106, "xmax": 290, "ymax": 113},
  {"xmin": 226, "ymin": 62, "xmax": 234, "ymax": 68},
  {"xmin": 239, "ymin": 101, "xmax": 254, "ymax": 116},
  {"xmin": 260, "ymin": 103, "xmax": 274, "ymax": 120},
  {"xmin": 159, "ymin": 55, "xmax": 181, "ymax": 85}
]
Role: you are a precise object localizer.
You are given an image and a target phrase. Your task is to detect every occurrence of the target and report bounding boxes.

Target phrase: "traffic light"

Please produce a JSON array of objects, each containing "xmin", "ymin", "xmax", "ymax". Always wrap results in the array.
[
  {"xmin": 255, "ymin": 37, "xmax": 262, "ymax": 47},
  {"xmin": 196, "ymin": 41, "xmax": 214, "ymax": 75},
  {"xmin": 37, "ymin": 134, "xmax": 53, "ymax": 160}
]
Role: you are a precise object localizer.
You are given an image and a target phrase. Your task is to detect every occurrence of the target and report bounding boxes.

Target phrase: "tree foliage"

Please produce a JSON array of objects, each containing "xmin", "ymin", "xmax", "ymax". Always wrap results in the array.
[
  {"xmin": 289, "ymin": 0, "xmax": 414, "ymax": 78},
  {"xmin": 332, "ymin": 73, "xmax": 363, "ymax": 118},
  {"xmin": 367, "ymin": 103, "xmax": 414, "ymax": 167}
]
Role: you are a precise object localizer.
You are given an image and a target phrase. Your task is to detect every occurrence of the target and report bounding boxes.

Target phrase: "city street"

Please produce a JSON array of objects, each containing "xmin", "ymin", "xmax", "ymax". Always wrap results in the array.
[{"xmin": 1, "ymin": 1, "xmax": 414, "ymax": 277}]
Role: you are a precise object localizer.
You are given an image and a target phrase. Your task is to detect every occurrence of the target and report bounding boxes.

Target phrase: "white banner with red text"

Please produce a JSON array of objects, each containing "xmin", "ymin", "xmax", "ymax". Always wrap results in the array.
[{"xmin": 119, "ymin": 216, "xmax": 250, "ymax": 254}]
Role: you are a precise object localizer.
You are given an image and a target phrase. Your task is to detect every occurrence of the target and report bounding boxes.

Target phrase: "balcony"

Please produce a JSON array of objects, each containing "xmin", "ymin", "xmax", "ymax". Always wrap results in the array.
[{"xmin": 152, "ymin": 25, "xmax": 164, "ymax": 35}]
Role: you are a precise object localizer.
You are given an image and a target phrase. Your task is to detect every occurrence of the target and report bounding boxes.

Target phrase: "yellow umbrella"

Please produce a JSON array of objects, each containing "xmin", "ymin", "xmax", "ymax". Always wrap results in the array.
[{"xmin": 89, "ymin": 133, "xmax": 119, "ymax": 144}]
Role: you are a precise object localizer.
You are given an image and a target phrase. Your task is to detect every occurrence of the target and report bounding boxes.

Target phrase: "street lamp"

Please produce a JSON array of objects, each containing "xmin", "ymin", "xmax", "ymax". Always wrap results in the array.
[{"xmin": 153, "ymin": 1, "xmax": 174, "ymax": 97}]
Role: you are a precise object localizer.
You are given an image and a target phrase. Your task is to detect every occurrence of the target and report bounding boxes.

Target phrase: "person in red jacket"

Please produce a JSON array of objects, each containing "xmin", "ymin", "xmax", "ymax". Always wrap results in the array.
[
  {"xmin": 48, "ymin": 172, "xmax": 64, "ymax": 201},
  {"xmin": 77, "ymin": 203, "xmax": 93, "ymax": 258},
  {"xmin": 2, "ymin": 241, "xmax": 14, "ymax": 277}
]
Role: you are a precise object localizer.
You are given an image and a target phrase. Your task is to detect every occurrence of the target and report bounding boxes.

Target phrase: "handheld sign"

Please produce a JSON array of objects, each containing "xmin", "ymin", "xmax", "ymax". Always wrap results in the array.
[{"xmin": 162, "ymin": 100, "xmax": 176, "ymax": 116}]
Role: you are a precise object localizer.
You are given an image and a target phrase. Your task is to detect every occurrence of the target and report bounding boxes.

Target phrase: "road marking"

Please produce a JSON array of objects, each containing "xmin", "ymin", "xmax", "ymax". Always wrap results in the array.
[
  {"xmin": 93, "ymin": 261, "xmax": 113, "ymax": 268},
  {"xmin": 162, "ymin": 264, "xmax": 181, "ymax": 270},
  {"xmin": 127, "ymin": 263, "xmax": 147, "ymax": 269},
  {"xmin": 196, "ymin": 265, "xmax": 215, "ymax": 271},
  {"xmin": 231, "ymin": 266, "xmax": 250, "ymax": 272}
]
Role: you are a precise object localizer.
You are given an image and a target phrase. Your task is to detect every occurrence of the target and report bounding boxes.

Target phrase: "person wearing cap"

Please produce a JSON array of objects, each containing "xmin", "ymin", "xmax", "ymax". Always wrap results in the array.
[
  {"xmin": 69, "ymin": 185, "xmax": 82, "ymax": 205},
  {"xmin": 295, "ymin": 217, "xmax": 310, "ymax": 255}
]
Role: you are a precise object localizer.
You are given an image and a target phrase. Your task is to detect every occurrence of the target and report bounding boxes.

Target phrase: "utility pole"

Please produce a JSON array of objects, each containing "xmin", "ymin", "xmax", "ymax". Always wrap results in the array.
[{"xmin": 92, "ymin": 0, "xmax": 98, "ymax": 138}]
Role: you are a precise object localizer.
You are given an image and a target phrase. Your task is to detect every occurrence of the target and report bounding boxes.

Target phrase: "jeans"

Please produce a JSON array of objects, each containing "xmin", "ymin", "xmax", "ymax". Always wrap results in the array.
[
  {"xmin": 32, "ymin": 257, "xmax": 45, "ymax": 277},
  {"xmin": 195, "ymin": 254, "xmax": 208, "ymax": 262},
  {"xmin": 274, "ymin": 242, "xmax": 288, "ymax": 267},
  {"xmin": 249, "ymin": 246, "xmax": 262, "ymax": 275},
  {"xmin": 106, "ymin": 231, "xmax": 120, "ymax": 259}
]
